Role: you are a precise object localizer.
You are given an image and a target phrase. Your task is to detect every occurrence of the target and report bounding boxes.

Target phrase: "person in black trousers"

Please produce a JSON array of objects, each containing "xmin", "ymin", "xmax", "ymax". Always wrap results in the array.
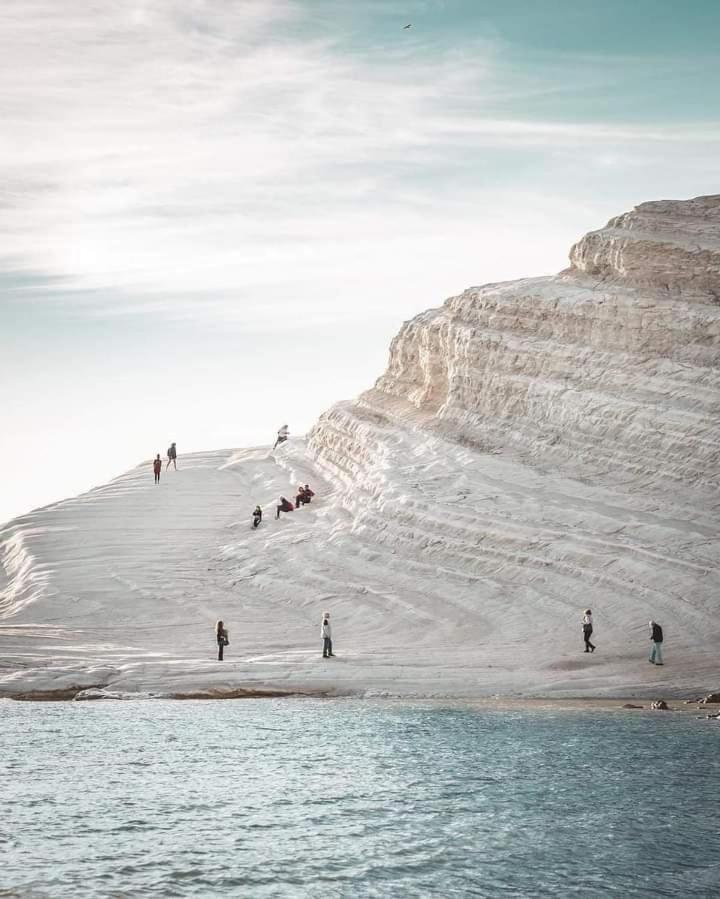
[
  {"xmin": 321, "ymin": 613, "xmax": 334, "ymax": 658},
  {"xmin": 582, "ymin": 609, "xmax": 596, "ymax": 653},
  {"xmin": 215, "ymin": 620, "xmax": 229, "ymax": 661}
]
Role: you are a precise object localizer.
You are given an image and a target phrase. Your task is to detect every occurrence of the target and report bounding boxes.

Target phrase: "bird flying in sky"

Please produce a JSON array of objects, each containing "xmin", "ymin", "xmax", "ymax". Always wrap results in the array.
[{"xmin": 403, "ymin": 23, "xmax": 412, "ymax": 29}]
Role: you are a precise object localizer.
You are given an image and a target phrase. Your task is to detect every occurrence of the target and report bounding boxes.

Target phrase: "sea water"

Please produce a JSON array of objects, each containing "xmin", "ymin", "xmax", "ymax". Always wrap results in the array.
[{"xmin": 1, "ymin": 699, "xmax": 718, "ymax": 898}]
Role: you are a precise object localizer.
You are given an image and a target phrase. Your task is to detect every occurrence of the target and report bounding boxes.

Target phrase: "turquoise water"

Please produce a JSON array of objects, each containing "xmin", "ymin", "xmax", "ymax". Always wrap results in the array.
[{"xmin": 2, "ymin": 700, "xmax": 719, "ymax": 898}]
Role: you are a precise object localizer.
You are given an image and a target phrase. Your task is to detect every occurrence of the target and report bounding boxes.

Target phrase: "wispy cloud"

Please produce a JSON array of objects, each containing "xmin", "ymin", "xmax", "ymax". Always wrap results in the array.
[
  {"xmin": 1, "ymin": 0, "xmax": 720, "ymax": 524},
  {"xmin": 0, "ymin": 0, "xmax": 718, "ymax": 318}
]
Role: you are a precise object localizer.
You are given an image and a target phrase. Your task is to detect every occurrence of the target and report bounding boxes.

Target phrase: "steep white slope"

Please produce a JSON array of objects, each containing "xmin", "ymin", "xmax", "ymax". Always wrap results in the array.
[{"xmin": 2, "ymin": 195, "xmax": 719, "ymax": 699}]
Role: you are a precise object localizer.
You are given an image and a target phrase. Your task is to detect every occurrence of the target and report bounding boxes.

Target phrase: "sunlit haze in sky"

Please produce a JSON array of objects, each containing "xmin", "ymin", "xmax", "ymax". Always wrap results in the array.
[{"xmin": 2, "ymin": 0, "xmax": 719, "ymax": 524}]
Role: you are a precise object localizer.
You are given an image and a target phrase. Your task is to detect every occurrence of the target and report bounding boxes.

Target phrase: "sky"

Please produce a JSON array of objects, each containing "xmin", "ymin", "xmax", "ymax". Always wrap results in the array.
[{"xmin": 1, "ymin": 0, "xmax": 719, "ymax": 525}]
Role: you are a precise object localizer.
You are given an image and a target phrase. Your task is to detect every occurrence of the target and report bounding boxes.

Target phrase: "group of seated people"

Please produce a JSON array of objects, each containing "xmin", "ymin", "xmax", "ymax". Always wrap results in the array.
[
  {"xmin": 296, "ymin": 484, "xmax": 315, "ymax": 508},
  {"xmin": 276, "ymin": 484, "xmax": 315, "ymax": 519},
  {"xmin": 252, "ymin": 485, "xmax": 316, "ymax": 527}
]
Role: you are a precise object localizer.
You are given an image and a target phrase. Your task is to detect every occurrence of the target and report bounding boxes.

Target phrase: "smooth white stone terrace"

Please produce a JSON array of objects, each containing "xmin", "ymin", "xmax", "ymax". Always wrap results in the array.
[{"xmin": 2, "ymin": 195, "xmax": 719, "ymax": 699}]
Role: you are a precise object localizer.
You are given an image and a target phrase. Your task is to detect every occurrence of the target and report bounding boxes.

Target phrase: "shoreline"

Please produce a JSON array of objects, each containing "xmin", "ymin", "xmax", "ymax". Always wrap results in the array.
[{"xmin": 3, "ymin": 686, "xmax": 719, "ymax": 715}]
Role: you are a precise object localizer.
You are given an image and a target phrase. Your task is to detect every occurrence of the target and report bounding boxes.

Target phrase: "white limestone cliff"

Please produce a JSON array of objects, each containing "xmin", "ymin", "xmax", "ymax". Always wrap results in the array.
[
  {"xmin": 1, "ymin": 195, "xmax": 719, "ymax": 700},
  {"xmin": 310, "ymin": 195, "xmax": 720, "ymax": 499},
  {"xmin": 569, "ymin": 194, "xmax": 720, "ymax": 300}
]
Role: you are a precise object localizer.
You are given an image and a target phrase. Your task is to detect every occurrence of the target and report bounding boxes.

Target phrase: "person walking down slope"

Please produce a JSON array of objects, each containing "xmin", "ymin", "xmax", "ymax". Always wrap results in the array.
[
  {"xmin": 582, "ymin": 609, "xmax": 596, "ymax": 653},
  {"xmin": 649, "ymin": 620, "xmax": 664, "ymax": 665},
  {"xmin": 252, "ymin": 505, "xmax": 263, "ymax": 529},
  {"xmin": 276, "ymin": 496, "xmax": 294, "ymax": 519},
  {"xmin": 166, "ymin": 442, "xmax": 177, "ymax": 470},
  {"xmin": 153, "ymin": 454, "xmax": 162, "ymax": 485},
  {"xmin": 273, "ymin": 425, "xmax": 289, "ymax": 450},
  {"xmin": 321, "ymin": 612, "xmax": 334, "ymax": 658},
  {"xmin": 216, "ymin": 620, "xmax": 229, "ymax": 661}
]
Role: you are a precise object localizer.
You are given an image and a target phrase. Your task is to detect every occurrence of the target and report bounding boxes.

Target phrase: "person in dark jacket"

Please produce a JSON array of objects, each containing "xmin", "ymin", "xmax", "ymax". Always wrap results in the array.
[
  {"xmin": 166, "ymin": 442, "xmax": 177, "ymax": 470},
  {"xmin": 295, "ymin": 484, "xmax": 315, "ymax": 508},
  {"xmin": 215, "ymin": 620, "xmax": 229, "ymax": 661},
  {"xmin": 582, "ymin": 609, "xmax": 595, "ymax": 653},
  {"xmin": 252, "ymin": 505, "xmax": 263, "ymax": 528},
  {"xmin": 276, "ymin": 496, "xmax": 294, "ymax": 519},
  {"xmin": 153, "ymin": 454, "xmax": 162, "ymax": 485},
  {"xmin": 649, "ymin": 620, "xmax": 664, "ymax": 665}
]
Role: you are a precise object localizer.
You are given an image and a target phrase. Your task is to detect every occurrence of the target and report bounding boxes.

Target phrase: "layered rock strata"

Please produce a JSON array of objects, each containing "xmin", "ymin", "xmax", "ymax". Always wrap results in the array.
[
  {"xmin": 306, "ymin": 195, "xmax": 720, "ymax": 685},
  {"xmin": 1, "ymin": 195, "xmax": 719, "ymax": 699},
  {"xmin": 311, "ymin": 195, "xmax": 720, "ymax": 499}
]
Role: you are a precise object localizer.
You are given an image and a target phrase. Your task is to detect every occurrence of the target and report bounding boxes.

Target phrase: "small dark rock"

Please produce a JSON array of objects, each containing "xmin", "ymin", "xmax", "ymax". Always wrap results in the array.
[
  {"xmin": 650, "ymin": 700, "xmax": 670, "ymax": 711},
  {"xmin": 700, "ymin": 692, "xmax": 720, "ymax": 704},
  {"xmin": 622, "ymin": 703, "xmax": 643, "ymax": 709}
]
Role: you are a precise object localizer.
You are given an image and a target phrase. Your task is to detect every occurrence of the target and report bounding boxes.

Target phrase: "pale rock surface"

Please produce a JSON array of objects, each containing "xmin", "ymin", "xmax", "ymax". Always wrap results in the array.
[{"xmin": 1, "ymin": 195, "xmax": 719, "ymax": 699}]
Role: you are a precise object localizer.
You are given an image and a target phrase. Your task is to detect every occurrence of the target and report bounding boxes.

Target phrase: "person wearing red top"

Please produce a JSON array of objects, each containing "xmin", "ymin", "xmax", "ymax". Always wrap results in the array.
[
  {"xmin": 152, "ymin": 454, "xmax": 162, "ymax": 485},
  {"xmin": 276, "ymin": 496, "xmax": 294, "ymax": 519}
]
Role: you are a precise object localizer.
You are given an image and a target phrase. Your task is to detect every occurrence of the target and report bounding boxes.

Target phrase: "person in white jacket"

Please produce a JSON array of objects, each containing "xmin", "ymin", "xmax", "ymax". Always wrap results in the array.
[
  {"xmin": 321, "ymin": 612, "xmax": 334, "ymax": 658},
  {"xmin": 273, "ymin": 424, "xmax": 289, "ymax": 450}
]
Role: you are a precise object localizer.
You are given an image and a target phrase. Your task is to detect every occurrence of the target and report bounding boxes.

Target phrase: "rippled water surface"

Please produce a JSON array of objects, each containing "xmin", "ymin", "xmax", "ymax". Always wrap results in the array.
[{"xmin": 2, "ymin": 700, "xmax": 719, "ymax": 897}]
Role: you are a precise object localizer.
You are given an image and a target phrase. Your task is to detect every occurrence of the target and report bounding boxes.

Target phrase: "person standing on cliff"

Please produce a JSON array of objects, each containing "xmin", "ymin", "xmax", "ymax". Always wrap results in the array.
[
  {"xmin": 216, "ymin": 620, "xmax": 229, "ymax": 661},
  {"xmin": 649, "ymin": 620, "xmax": 664, "ymax": 665},
  {"xmin": 273, "ymin": 425, "xmax": 289, "ymax": 450},
  {"xmin": 582, "ymin": 609, "xmax": 596, "ymax": 653},
  {"xmin": 153, "ymin": 454, "xmax": 162, "ymax": 485},
  {"xmin": 321, "ymin": 612, "xmax": 334, "ymax": 658},
  {"xmin": 166, "ymin": 442, "xmax": 177, "ymax": 470}
]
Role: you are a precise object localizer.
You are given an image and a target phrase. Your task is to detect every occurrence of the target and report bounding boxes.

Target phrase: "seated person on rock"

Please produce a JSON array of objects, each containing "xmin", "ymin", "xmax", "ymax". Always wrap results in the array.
[{"xmin": 276, "ymin": 496, "xmax": 294, "ymax": 519}]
